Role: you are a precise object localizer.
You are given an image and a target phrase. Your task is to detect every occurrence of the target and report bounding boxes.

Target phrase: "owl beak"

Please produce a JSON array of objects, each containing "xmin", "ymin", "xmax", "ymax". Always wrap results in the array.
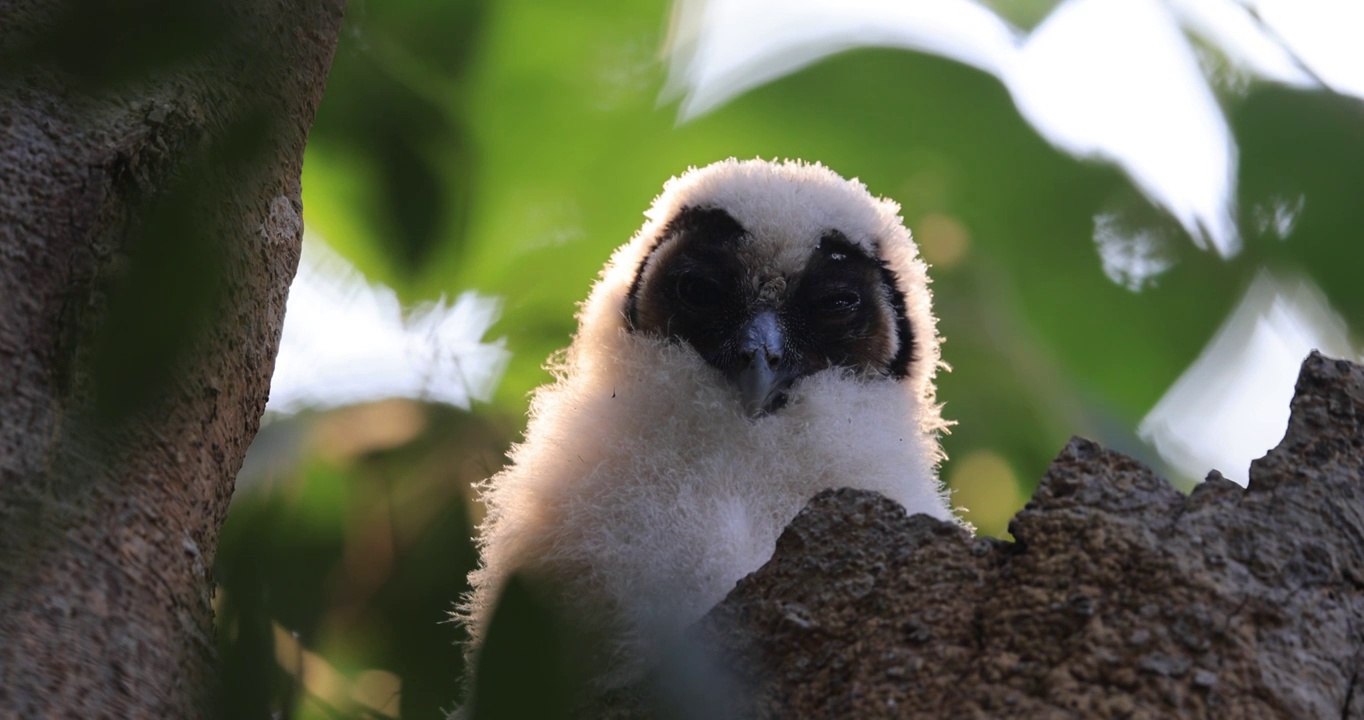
[{"xmin": 736, "ymin": 309, "xmax": 792, "ymax": 417}]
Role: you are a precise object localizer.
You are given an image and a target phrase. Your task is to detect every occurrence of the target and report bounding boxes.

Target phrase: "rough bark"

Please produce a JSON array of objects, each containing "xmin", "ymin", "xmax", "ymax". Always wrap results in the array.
[
  {"xmin": 0, "ymin": 0, "xmax": 343, "ymax": 716},
  {"xmin": 684, "ymin": 351, "xmax": 1363, "ymax": 719}
]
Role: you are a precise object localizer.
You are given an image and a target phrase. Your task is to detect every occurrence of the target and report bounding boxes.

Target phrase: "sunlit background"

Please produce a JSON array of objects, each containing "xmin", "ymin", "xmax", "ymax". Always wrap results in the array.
[{"xmin": 219, "ymin": 0, "xmax": 1364, "ymax": 716}]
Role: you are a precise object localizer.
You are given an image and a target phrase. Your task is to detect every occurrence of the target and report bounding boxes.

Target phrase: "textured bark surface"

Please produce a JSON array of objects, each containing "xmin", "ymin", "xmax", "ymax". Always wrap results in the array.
[
  {"xmin": 0, "ymin": 0, "xmax": 343, "ymax": 716},
  {"xmin": 691, "ymin": 351, "xmax": 1364, "ymax": 719}
]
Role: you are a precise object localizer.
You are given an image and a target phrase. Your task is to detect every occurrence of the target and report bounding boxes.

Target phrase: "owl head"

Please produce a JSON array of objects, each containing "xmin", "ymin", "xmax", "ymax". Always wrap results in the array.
[{"xmin": 575, "ymin": 158, "xmax": 941, "ymax": 419}]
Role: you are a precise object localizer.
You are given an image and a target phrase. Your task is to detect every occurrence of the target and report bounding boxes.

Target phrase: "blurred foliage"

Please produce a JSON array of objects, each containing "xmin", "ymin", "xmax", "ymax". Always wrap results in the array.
[
  {"xmin": 468, "ymin": 574, "xmax": 578, "ymax": 720},
  {"xmin": 0, "ymin": 0, "xmax": 236, "ymax": 90},
  {"xmin": 303, "ymin": 0, "xmax": 486, "ymax": 284},
  {"xmin": 90, "ymin": 110, "xmax": 277, "ymax": 425},
  {"xmin": 215, "ymin": 0, "xmax": 1364, "ymax": 717},
  {"xmin": 222, "ymin": 403, "xmax": 504, "ymax": 718}
]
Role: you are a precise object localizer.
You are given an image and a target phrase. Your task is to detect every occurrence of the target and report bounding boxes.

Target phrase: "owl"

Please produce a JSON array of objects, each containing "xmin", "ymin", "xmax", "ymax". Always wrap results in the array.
[{"xmin": 458, "ymin": 158, "xmax": 960, "ymax": 701}]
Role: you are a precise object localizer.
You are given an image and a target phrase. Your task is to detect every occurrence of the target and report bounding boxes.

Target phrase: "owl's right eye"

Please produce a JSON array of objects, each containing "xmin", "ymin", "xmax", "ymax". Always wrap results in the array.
[
  {"xmin": 674, "ymin": 273, "xmax": 726, "ymax": 311},
  {"xmin": 818, "ymin": 289, "xmax": 862, "ymax": 315}
]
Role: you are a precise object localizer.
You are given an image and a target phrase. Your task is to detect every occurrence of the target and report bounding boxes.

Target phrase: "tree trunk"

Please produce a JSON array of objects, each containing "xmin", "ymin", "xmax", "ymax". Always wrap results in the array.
[
  {"xmin": 0, "ymin": 0, "xmax": 343, "ymax": 716},
  {"xmin": 682, "ymin": 351, "xmax": 1363, "ymax": 719}
]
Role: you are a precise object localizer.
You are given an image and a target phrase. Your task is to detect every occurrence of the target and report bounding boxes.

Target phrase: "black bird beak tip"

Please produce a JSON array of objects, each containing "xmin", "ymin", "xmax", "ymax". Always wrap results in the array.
[
  {"xmin": 735, "ymin": 310, "xmax": 791, "ymax": 418},
  {"xmin": 738, "ymin": 359, "xmax": 778, "ymax": 417}
]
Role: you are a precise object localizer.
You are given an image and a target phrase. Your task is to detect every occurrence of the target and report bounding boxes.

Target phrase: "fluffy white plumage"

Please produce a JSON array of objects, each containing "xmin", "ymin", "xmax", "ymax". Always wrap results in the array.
[{"xmin": 459, "ymin": 158, "xmax": 959, "ymax": 691}]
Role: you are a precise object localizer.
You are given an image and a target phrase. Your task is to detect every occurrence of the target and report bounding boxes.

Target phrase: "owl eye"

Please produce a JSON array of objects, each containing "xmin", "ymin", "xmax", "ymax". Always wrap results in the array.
[
  {"xmin": 675, "ymin": 274, "xmax": 726, "ymax": 310},
  {"xmin": 819, "ymin": 289, "xmax": 862, "ymax": 314}
]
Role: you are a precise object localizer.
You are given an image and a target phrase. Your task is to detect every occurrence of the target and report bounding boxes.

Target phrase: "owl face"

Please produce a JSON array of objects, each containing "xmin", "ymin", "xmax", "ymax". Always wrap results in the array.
[{"xmin": 624, "ymin": 204, "xmax": 915, "ymax": 417}]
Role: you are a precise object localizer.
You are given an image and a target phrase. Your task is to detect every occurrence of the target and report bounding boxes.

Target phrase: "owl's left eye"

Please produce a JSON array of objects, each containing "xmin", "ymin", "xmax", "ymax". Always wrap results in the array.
[
  {"xmin": 819, "ymin": 290, "xmax": 861, "ymax": 314},
  {"xmin": 674, "ymin": 273, "xmax": 727, "ymax": 310}
]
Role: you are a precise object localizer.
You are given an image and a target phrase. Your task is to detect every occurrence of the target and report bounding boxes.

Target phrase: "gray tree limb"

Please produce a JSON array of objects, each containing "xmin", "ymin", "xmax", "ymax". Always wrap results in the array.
[{"xmin": 692, "ymin": 351, "xmax": 1363, "ymax": 719}]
